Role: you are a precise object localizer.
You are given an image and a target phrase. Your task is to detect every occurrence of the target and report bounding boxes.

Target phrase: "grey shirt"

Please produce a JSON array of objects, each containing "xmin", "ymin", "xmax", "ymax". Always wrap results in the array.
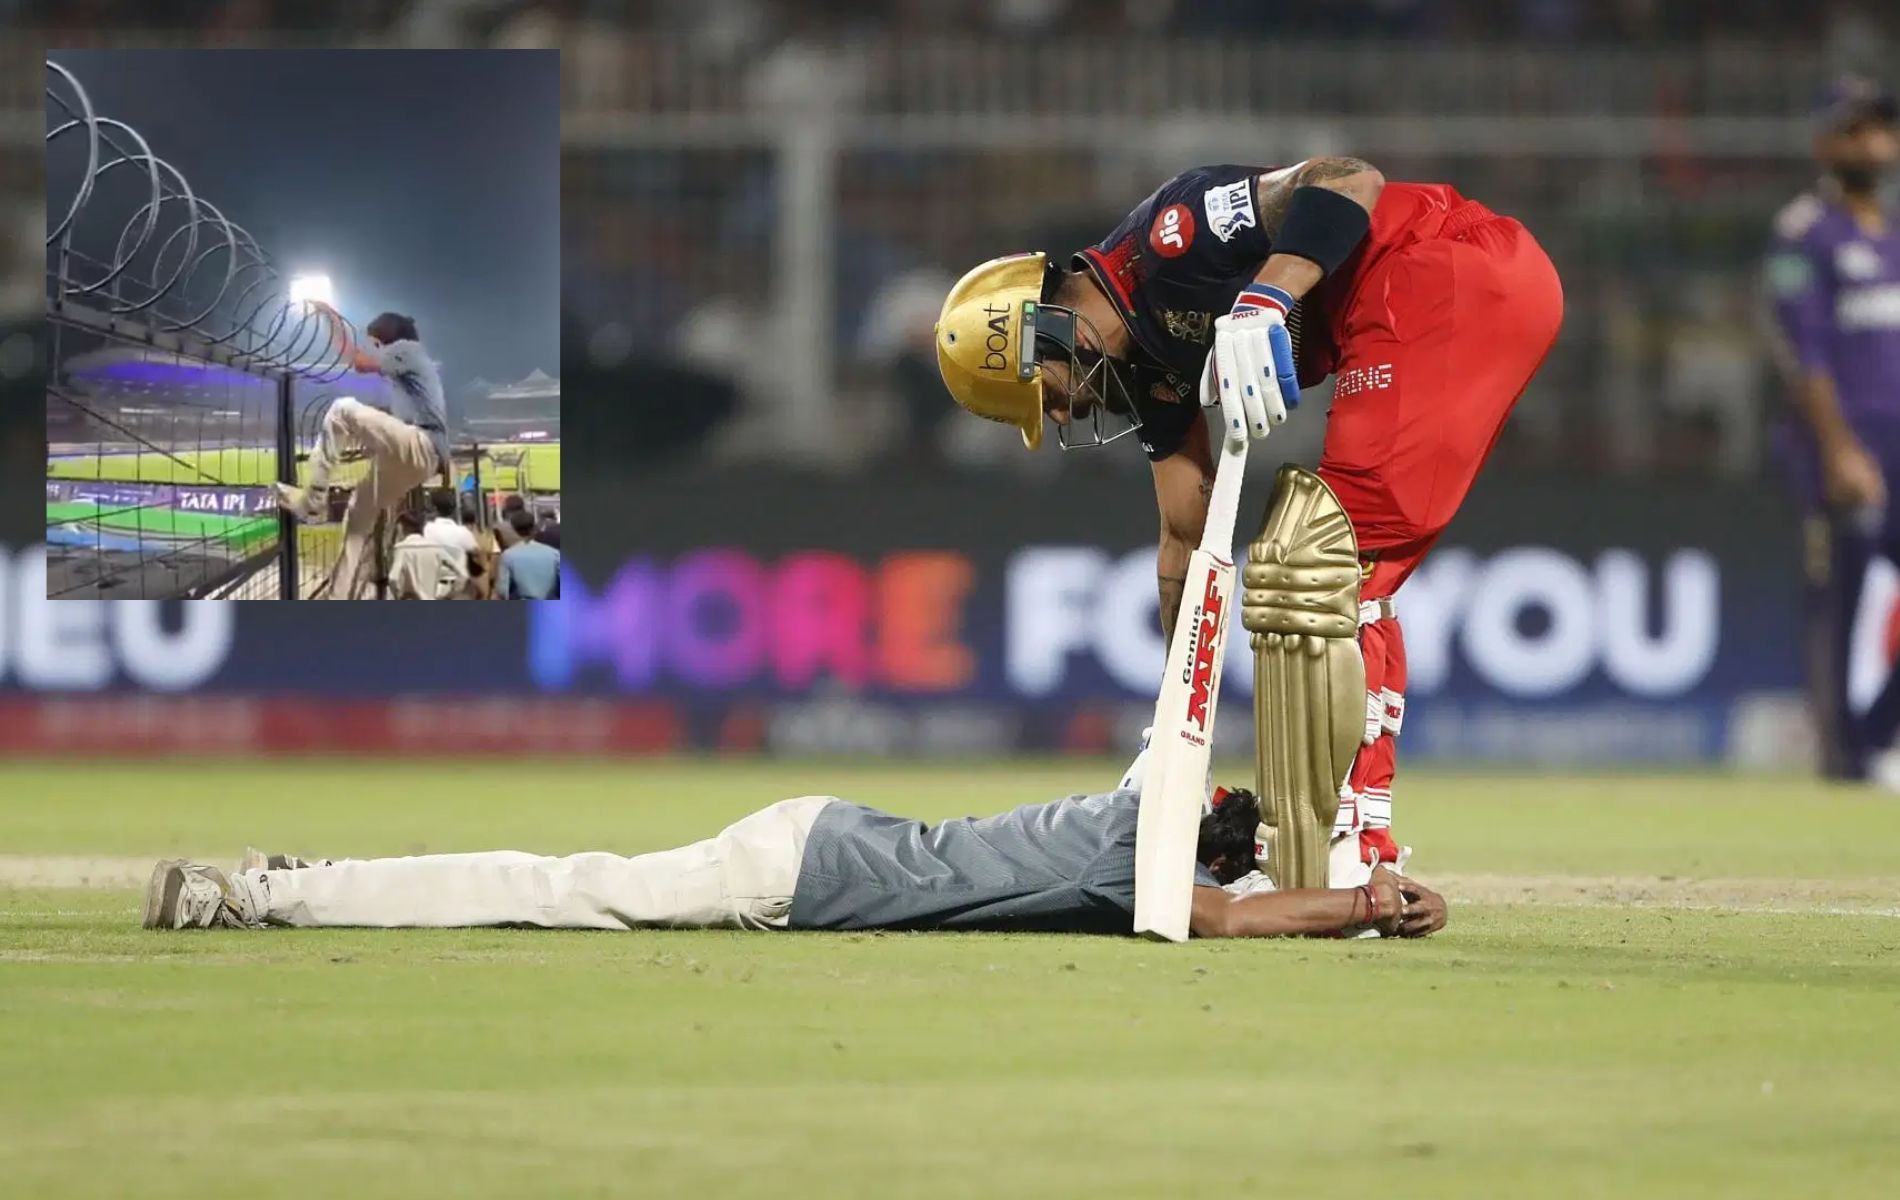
[
  {"xmin": 371, "ymin": 339, "xmax": 451, "ymax": 468},
  {"xmin": 788, "ymin": 790, "xmax": 1218, "ymax": 934}
]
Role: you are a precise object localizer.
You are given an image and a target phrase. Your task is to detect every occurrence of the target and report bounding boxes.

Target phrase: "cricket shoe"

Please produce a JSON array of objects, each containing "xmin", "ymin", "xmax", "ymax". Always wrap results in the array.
[
  {"xmin": 141, "ymin": 860, "xmax": 265, "ymax": 930},
  {"xmin": 1326, "ymin": 831, "xmax": 1412, "ymax": 891},
  {"xmin": 272, "ymin": 482, "xmax": 324, "ymax": 524},
  {"xmin": 239, "ymin": 846, "xmax": 332, "ymax": 873},
  {"xmin": 1868, "ymin": 747, "xmax": 1900, "ymax": 793}
]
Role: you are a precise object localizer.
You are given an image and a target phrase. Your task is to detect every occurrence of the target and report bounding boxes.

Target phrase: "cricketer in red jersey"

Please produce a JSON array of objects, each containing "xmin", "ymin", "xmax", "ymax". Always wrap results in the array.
[{"xmin": 935, "ymin": 157, "xmax": 1564, "ymax": 872}]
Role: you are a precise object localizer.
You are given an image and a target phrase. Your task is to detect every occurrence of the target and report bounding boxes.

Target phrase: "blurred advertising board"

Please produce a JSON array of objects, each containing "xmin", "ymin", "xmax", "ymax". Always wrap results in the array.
[
  {"xmin": 547, "ymin": 470, "xmax": 1812, "ymax": 765},
  {"xmin": 0, "ymin": 470, "xmax": 1844, "ymax": 762}
]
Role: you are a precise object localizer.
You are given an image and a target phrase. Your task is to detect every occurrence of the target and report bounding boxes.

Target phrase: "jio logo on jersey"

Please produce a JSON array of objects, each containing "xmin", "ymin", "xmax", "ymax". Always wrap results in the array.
[{"xmin": 1149, "ymin": 204, "xmax": 1194, "ymax": 258}]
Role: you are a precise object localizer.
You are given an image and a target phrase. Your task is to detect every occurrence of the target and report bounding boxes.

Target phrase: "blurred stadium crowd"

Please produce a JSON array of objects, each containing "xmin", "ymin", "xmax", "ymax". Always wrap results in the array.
[
  {"xmin": 10, "ymin": 0, "xmax": 1888, "ymax": 42},
  {"xmin": 562, "ymin": 0, "xmax": 1900, "ymax": 483},
  {"xmin": 9, "ymin": 0, "xmax": 1900, "ymax": 485}
]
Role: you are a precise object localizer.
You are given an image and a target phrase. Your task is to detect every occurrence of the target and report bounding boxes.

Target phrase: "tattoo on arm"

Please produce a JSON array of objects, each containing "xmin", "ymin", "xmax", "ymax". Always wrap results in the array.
[
  {"xmin": 1293, "ymin": 156, "xmax": 1379, "ymax": 186},
  {"xmin": 1158, "ymin": 573, "xmax": 1188, "ymax": 644},
  {"xmin": 1257, "ymin": 156, "xmax": 1382, "ymax": 236}
]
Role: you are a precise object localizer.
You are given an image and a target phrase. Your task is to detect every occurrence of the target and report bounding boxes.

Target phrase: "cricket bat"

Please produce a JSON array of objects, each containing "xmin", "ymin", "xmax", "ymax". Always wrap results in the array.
[{"xmin": 1133, "ymin": 434, "xmax": 1249, "ymax": 942}]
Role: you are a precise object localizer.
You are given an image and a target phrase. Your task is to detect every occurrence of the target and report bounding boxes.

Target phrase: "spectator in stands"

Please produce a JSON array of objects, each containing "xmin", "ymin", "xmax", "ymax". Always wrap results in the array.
[
  {"xmin": 497, "ymin": 508, "xmax": 560, "ymax": 599},
  {"xmin": 389, "ymin": 510, "xmax": 467, "ymax": 600},
  {"xmin": 424, "ymin": 486, "xmax": 477, "ymax": 559},
  {"xmin": 459, "ymin": 496, "xmax": 498, "ymax": 598},
  {"xmin": 495, "ymin": 493, "xmax": 529, "ymax": 548}
]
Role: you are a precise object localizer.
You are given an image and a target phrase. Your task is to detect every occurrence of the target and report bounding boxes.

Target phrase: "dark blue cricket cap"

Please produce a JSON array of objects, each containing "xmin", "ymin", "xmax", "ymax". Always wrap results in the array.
[{"xmin": 1815, "ymin": 75, "xmax": 1899, "ymax": 132}]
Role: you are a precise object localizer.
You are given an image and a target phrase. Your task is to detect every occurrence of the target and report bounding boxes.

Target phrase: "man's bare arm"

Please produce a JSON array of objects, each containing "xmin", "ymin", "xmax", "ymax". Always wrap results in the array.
[
  {"xmin": 1257, "ymin": 156, "xmax": 1385, "ymax": 233},
  {"xmin": 1189, "ymin": 883, "xmax": 1384, "ymax": 938},
  {"xmin": 1188, "ymin": 867, "xmax": 1443, "ymax": 939},
  {"xmin": 1157, "ymin": 566, "xmax": 1188, "ymax": 646},
  {"xmin": 1150, "ymin": 414, "xmax": 1216, "ymax": 643},
  {"xmin": 309, "ymin": 302, "xmax": 380, "ymax": 373},
  {"xmin": 1252, "ymin": 156, "xmax": 1386, "ymax": 299},
  {"xmin": 1792, "ymin": 369, "xmax": 1853, "ymax": 447}
]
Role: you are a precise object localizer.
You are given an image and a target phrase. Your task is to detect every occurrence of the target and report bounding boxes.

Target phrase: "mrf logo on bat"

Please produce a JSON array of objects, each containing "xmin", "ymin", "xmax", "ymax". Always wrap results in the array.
[{"xmin": 1178, "ymin": 563, "xmax": 1229, "ymax": 743}]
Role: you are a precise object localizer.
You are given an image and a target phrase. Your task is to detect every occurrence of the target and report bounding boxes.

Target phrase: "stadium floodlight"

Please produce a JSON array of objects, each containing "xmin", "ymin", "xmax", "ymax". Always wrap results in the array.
[{"xmin": 288, "ymin": 273, "xmax": 336, "ymax": 311}]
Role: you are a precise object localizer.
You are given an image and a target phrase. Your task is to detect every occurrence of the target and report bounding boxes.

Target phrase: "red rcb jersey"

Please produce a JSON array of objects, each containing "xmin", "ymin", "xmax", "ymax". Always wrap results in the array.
[{"xmin": 1075, "ymin": 164, "xmax": 1479, "ymax": 460}]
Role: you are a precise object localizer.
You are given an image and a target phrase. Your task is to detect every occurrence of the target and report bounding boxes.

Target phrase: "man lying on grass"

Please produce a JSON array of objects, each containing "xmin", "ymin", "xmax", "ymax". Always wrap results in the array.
[{"xmin": 141, "ymin": 778, "xmax": 1447, "ymax": 939}]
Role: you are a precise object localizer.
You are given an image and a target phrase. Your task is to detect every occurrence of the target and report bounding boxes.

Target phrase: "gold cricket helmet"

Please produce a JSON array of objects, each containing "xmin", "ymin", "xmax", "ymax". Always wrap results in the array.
[
  {"xmin": 937, "ymin": 251, "xmax": 1144, "ymax": 452},
  {"xmin": 935, "ymin": 251, "xmax": 1050, "ymax": 449}
]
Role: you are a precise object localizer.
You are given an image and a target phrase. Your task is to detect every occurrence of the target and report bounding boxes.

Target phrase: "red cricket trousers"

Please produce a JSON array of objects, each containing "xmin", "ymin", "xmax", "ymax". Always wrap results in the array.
[{"xmin": 1318, "ymin": 204, "xmax": 1563, "ymax": 850}]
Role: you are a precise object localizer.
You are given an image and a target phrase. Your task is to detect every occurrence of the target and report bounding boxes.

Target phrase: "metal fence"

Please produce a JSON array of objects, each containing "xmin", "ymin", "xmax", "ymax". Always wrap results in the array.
[{"xmin": 42, "ymin": 57, "xmax": 377, "ymax": 599}]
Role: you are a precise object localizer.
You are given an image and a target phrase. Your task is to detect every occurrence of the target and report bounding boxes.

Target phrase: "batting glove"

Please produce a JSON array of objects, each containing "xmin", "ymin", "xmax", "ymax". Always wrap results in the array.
[
  {"xmin": 1199, "ymin": 283, "xmax": 1300, "ymax": 446},
  {"xmin": 1117, "ymin": 726, "xmax": 1154, "ymax": 793}
]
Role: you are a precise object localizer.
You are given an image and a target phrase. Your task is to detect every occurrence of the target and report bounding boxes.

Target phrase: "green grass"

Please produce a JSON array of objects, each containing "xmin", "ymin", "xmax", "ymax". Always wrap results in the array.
[
  {"xmin": 47, "ymin": 442, "xmax": 561, "ymax": 493},
  {"xmin": 470, "ymin": 442, "xmax": 560, "ymax": 492},
  {"xmin": 46, "ymin": 446, "xmax": 277, "ymax": 485},
  {"xmin": 46, "ymin": 500, "xmax": 277, "ymax": 550},
  {"xmin": 2, "ymin": 760, "xmax": 1898, "ymax": 1198}
]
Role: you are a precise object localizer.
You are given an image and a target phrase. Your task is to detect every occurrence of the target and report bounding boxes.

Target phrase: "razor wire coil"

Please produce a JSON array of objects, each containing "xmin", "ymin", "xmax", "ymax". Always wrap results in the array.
[{"xmin": 45, "ymin": 58, "xmax": 357, "ymax": 383}]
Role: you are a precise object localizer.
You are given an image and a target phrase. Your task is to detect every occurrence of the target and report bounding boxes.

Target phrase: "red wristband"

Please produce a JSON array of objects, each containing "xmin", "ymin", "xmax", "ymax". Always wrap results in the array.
[{"xmin": 1358, "ymin": 884, "xmax": 1378, "ymax": 925}]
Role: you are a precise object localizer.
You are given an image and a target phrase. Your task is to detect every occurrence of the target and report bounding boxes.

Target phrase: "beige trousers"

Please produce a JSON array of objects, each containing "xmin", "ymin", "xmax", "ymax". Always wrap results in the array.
[
  {"xmin": 307, "ymin": 398, "xmax": 441, "ymax": 600},
  {"xmin": 253, "ymin": 797, "xmax": 837, "ymax": 931}
]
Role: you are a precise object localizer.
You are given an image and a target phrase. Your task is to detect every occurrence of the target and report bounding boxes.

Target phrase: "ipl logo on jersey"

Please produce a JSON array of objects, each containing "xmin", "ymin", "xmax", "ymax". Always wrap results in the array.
[{"xmin": 1202, "ymin": 180, "xmax": 1256, "ymax": 243}]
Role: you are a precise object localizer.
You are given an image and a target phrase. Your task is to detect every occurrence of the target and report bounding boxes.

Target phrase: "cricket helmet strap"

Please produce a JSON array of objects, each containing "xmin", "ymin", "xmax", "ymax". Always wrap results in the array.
[{"xmin": 936, "ymin": 252, "xmax": 1050, "ymax": 450}]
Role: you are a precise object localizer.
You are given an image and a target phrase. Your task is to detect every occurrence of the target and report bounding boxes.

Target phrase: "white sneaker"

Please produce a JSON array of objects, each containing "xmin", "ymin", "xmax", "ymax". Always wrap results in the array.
[
  {"xmin": 141, "ymin": 860, "xmax": 263, "ymax": 930},
  {"xmin": 272, "ymin": 482, "xmax": 323, "ymax": 524},
  {"xmin": 1222, "ymin": 869, "xmax": 1277, "ymax": 898}
]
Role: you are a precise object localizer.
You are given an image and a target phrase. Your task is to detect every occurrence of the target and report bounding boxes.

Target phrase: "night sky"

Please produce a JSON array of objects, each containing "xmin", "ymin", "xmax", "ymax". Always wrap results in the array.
[{"xmin": 48, "ymin": 48, "xmax": 559, "ymax": 394}]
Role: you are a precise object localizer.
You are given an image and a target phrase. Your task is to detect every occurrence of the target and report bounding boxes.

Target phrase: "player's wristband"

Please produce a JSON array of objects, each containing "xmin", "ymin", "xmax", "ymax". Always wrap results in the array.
[
  {"xmin": 1273, "ymin": 185, "xmax": 1372, "ymax": 276},
  {"xmin": 1231, "ymin": 283, "xmax": 1295, "ymax": 319}
]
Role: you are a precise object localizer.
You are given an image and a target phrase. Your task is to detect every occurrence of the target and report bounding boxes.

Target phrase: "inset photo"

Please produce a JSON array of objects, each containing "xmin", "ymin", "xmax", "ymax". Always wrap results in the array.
[{"xmin": 44, "ymin": 49, "xmax": 559, "ymax": 599}]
